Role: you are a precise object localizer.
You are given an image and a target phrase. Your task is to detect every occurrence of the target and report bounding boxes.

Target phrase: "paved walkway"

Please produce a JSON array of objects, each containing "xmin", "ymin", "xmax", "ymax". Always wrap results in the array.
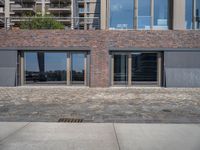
[
  {"xmin": 0, "ymin": 122, "xmax": 200, "ymax": 150},
  {"xmin": 0, "ymin": 87, "xmax": 200, "ymax": 123}
]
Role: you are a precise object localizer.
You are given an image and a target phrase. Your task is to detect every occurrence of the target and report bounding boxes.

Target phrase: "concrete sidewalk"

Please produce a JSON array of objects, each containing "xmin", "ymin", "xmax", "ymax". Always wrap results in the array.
[{"xmin": 0, "ymin": 123, "xmax": 200, "ymax": 150}]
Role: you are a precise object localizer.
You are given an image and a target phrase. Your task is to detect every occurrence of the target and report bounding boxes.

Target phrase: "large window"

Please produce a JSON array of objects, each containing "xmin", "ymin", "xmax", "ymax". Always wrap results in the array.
[
  {"xmin": 154, "ymin": 0, "xmax": 168, "ymax": 29},
  {"xmin": 23, "ymin": 51, "xmax": 88, "ymax": 85},
  {"xmin": 109, "ymin": 0, "xmax": 169, "ymax": 30},
  {"xmin": 112, "ymin": 52, "xmax": 161, "ymax": 86},
  {"xmin": 25, "ymin": 52, "xmax": 67, "ymax": 84},
  {"xmin": 110, "ymin": 0, "xmax": 134, "ymax": 29},
  {"xmin": 132, "ymin": 53, "xmax": 157, "ymax": 85}
]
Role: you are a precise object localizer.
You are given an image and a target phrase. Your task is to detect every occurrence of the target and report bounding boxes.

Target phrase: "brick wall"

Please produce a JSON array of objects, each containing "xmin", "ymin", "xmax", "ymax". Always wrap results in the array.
[{"xmin": 0, "ymin": 30, "xmax": 200, "ymax": 87}]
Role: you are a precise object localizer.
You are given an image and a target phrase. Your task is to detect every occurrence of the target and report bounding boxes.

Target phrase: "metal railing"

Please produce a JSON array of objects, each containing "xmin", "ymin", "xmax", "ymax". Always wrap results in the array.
[{"xmin": 0, "ymin": 16, "xmax": 100, "ymax": 30}]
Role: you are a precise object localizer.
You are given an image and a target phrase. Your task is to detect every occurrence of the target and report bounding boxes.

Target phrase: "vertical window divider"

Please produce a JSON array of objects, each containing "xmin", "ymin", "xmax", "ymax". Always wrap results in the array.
[
  {"xmin": 67, "ymin": 52, "xmax": 71, "ymax": 86},
  {"xmin": 20, "ymin": 52, "xmax": 24, "ymax": 86},
  {"xmin": 84, "ymin": 53, "xmax": 87, "ymax": 86},
  {"xmin": 150, "ymin": 0, "xmax": 154, "ymax": 30},
  {"xmin": 128, "ymin": 53, "xmax": 132, "ymax": 86},
  {"xmin": 157, "ymin": 52, "xmax": 162, "ymax": 87},
  {"xmin": 193, "ymin": 0, "xmax": 196, "ymax": 29},
  {"xmin": 111, "ymin": 54, "xmax": 114, "ymax": 86}
]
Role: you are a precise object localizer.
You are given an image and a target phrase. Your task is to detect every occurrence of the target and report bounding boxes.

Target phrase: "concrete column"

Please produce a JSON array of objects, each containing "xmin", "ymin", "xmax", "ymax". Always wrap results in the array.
[
  {"xmin": 134, "ymin": 0, "xmax": 138, "ymax": 29},
  {"xmin": 101, "ymin": 0, "xmax": 107, "ymax": 29},
  {"xmin": 173, "ymin": 0, "xmax": 186, "ymax": 30},
  {"xmin": 5, "ymin": 0, "xmax": 10, "ymax": 29}
]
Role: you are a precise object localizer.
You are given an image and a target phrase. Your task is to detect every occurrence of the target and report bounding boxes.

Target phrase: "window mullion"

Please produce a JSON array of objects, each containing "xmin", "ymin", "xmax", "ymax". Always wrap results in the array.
[{"xmin": 150, "ymin": 0, "xmax": 154, "ymax": 29}]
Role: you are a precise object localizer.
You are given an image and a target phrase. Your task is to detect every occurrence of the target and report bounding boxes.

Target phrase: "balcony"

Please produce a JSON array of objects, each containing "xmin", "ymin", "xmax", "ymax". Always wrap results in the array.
[
  {"xmin": 1, "ymin": 16, "xmax": 100, "ymax": 30},
  {"xmin": 0, "ymin": 7, "xmax": 3, "ymax": 13},
  {"xmin": 35, "ymin": 0, "xmax": 50, "ymax": 4}
]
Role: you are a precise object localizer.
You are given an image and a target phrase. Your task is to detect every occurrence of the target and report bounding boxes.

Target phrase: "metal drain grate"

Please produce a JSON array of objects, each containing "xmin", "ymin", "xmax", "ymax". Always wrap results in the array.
[
  {"xmin": 58, "ymin": 118, "xmax": 83, "ymax": 123},
  {"xmin": 162, "ymin": 109, "xmax": 171, "ymax": 112}
]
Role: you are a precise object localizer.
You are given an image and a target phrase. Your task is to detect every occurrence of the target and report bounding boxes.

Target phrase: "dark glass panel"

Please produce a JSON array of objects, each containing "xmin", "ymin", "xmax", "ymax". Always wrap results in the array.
[
  {"xmin": 71, "ymin": 53, "xmax": 85, "ymax": 84},
  {"xmin": 114, "ymin": 54, "xmax": 128, "ymax": 85},
  {"xmin": 110, "ymin": 0, "xmax": 134, "ymax": 29},
  {"xmin": 132, "ymin": 53, "xmax": 157, "ymax": 84},
  {"xmin": 25, "ymin": 52, "xmax": 67, "ymax": 84}
]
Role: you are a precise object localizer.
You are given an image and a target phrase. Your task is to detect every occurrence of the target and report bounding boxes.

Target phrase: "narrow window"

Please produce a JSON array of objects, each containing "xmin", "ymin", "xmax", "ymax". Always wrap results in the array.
[
  {"xmin": 114, "ymin": 54, "xmax": 128, "ymax": 85},
  {"xmin": 154, "ymin": 0, "xmax": 169, "ymax": 29},
  {"xmin": 71, "ymin": 53, "xmax": 85, "ymax": 85}
]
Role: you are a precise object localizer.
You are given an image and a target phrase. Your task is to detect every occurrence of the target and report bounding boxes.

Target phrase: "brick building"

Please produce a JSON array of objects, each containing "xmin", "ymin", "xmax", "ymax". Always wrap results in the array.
[{"xmin": 0, "ymin": 0, "xmax": 200, "ymax": 87}]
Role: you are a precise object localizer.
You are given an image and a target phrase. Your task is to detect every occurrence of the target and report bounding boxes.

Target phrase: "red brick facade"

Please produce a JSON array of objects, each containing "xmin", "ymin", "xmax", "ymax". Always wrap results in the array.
[{"xmin": 0, "ymin": 30, "xmax": 200, "ymax": 87}]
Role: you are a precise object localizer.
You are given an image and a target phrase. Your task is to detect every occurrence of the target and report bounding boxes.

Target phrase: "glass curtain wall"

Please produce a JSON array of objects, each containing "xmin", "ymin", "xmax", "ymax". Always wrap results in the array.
[{"xmin": 110, "ymin": 0, "xmax": 134, "ymax": 29}]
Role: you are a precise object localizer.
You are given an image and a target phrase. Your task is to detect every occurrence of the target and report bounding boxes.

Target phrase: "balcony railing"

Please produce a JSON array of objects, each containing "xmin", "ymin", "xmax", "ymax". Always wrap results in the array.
[{"xmin": 0, "ymin": 16, "xmax": 100, "ymax": 30}]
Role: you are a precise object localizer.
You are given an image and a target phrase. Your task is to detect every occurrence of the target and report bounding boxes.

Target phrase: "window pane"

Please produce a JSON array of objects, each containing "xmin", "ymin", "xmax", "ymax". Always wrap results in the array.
[
  {"xmin": 71, "ymin": 53, "xmax": 85, "ymax": 84},
  {"xmin": 110, "ymin": 0, "xmax": 134, "ymax": 29},
  {"xmin": 196, "ymin": 0, "xmax": 200, "ymax": 29},
  {"xmin": 138, "ymin": 0, "xmax": 151, "ymax": 29},
  {"xmin": 114, "ymin": 54, "xmax": 128, "ymax": 85},
  {"xmin": 132, "ymin": 53, "xmax": 157, "ymax": 84},
  {"xmin": 25, "ymin": 52, "xmax": 67, "ymax": 84},
  {"xmin": 154, "ymin": 0, "xmax": 168, "ymax": 29},
  {"xmin": 185, "ymin": 0, "xmax": 193, "ymax": 29}
]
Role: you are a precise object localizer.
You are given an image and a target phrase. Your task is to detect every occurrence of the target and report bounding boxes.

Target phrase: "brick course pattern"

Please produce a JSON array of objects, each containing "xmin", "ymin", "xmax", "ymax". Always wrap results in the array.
[{"xmin": 0, "ymin": 30, "xmax": 200, "ymax": 87}]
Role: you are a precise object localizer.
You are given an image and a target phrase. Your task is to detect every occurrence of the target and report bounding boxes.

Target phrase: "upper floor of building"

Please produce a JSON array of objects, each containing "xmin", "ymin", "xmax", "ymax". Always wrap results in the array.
[
  {"xmin": 101, "ymin": 0, "xmax": 200, "ymax": 30},
  {"xmin": 0, "ymin": 0, "xmax": 200, "ymax": 30}
]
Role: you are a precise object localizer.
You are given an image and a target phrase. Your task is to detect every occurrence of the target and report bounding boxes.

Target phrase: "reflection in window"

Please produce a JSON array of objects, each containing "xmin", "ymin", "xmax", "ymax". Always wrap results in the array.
[
  {"xmin": 196, "ymin": 0, "xmax": 200, "ymax": 29},
  {"xmin": 154, "ymin": 0, "xmax": 168, "ymax": 29},
  {"xmin": 71, "ymin": 53, "xmax": 85, "ymax": 84},
  {"xmin": 132, "ymin": 53, "xmax": 157, "ymax": 84},
  {"xmin": 25, "ymin": 52, "xmax": 67, "ymax": 84},
  {"xmin": 185, "ymin": 0, "xmax": 193, "ymax": 29},
  {"xmin": 110, "ymin": 0, "xmax": 134, "ymax": 29},
  {"xmin": 114, "ymin": 54, "xmax": 128, "ymax": 85},
  {"xmin": 138, "ymin": 0, "xmax": 151, "ymax": 29}
]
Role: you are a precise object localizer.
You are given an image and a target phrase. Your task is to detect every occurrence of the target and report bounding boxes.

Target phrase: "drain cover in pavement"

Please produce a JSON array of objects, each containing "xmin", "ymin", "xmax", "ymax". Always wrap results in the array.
[
  {"xmin": 162, "ymin": 109, "xmax": 171, "ymax": 112},
  {"xmin": 58, "ymin": 118, "xmax": 83, "ymax": 123}
]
